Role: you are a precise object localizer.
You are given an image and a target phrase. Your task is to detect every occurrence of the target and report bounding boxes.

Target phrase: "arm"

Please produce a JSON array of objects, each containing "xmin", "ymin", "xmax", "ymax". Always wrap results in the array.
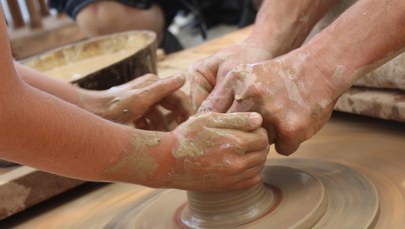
[
  {"xmin": 199, "ymin": 0, "xmax": 405, "ymax": 155},
  {"xmin": 15, "ymin": 62, "xmax": 80, "ymax": 105},
  {"xmin": 15, "ymin": 62, "xmax": 193, "ymax": 129},
  {"xmin": 301, "ymin": 0, "xmax": 405, "ymax": 93},
  {"xmin": 189, "ymin": 0, "xmax": 337, "ymax": 109},
  {"xmin": 1, "ymin": 28, "xmax": 137, "ymax": 180},
  {"xmin": 1, "ymin": 7, "xmax": 268, "ymax": 191},
  {"xmin": 246, "ymin": 0, "xmax": 337, "ymax": 57}
]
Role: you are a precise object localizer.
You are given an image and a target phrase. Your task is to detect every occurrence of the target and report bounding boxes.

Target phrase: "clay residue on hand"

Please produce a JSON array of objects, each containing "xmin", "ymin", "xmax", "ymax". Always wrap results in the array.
[
  {"xmin": 101, "ymin": 132, "xmax": 161, "ymax": 184},
  {"xmin": 172, "ymin": 137, "xmax": 203, "ymax": 159},
  {"xmin": 332, "ymin": 64, "xmax": 346, "ymax": 85},
  {"xmin": 232, "ymin": 64, "xmax": 258, "ymax": 86}
]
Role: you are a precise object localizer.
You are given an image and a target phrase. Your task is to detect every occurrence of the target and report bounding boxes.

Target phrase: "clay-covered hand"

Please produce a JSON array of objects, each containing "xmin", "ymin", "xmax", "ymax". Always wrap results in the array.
[
  {"xmin": 189, "ymin": 42, "xmax": 273, "ymax": 110},
  {"xmin": 198, "ymin": 52, "xmax": 339, "ymax": 155},
  {"xmin": 156, "ymin": 112, "xmax": 269, "ymax": 192},
  {"xmin": 78, "ymin": 74, "xmax": 193, "ymax": 130}
]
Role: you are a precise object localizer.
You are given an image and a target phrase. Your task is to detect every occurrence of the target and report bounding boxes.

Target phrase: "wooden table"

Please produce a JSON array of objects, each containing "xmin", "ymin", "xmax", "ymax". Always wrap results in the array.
[{"xmin": 1, "ymin": 27, "xmax": 404, "ymax": 228}]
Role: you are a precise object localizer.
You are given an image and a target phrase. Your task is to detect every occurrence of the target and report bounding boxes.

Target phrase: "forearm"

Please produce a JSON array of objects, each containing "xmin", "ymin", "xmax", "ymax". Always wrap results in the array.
[
  {"xmin": 0, "ymin": 79, "xmax": 175, "ymax": 185},
  {"xmin": 15, "ymin": 62, "xmax": 81, "ymax": 106},
  {"xmin": 0, "ymin": 78, "xmax": 124, "ymax": 179},
  {"xmin": 15, "ymin": 62, "xmax": 108, "ymax": 115},
  {"xmin": 300, "ymin": 0, "xmax": 405, "ymax": 95},
  {"xmin": 246, "ymin": 0, "xmax": 337, "ymax": 56},
  {"xmin": 0, "ymin": 5, "xmax": 170, "ymax": 186}
]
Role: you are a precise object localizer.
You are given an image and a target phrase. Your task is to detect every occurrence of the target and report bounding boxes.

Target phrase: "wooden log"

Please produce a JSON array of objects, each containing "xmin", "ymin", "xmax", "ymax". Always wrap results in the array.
[
  {"xmin": 5, "ymin": 0, "xmax": 25, "ymax": 28},
  {"xmin": 22, "ymin": 30, "xmax": 158, "ymax": 90},
  {"xmin": 0, "ymin": 167, "xmax": 84, "ymax": 220},
  {"xmin": 25, "ymin": 0, "xmax": 42, "ymax": 29}
]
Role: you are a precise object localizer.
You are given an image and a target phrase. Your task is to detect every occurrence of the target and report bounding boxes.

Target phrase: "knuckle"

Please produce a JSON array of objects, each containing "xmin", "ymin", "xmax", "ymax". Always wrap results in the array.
[
  {"xmin": 280, "ymin": 114, "xmax": 309, "ymax": 140},
  {"xmin": 256, "ymin": 128, "xmax": 269, "ymax": 141},
  {"xmin": 281, "ymin": 124, "xmax": 300, "ymax": 140},
  {"xmin": 257, "ymin": 136, "xmax": 269, "ymax": 149},
  {"xmin": 231, "ymin": 160, "xmax": 247, "ymax": 172},
  {"xmin": 190, "ymin": 60, "xmax": 204, "ymax": 72},
  {"xmin": 204, "ymin": 111, "xmax": 216, "ymax": 120},
  {"xmin": 229, "ymin": 135, "xmax": 247, "ymax": 149}
]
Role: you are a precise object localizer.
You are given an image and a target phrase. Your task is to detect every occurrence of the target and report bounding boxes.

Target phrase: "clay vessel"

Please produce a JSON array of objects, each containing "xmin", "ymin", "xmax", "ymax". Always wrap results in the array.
[{"xmin": 22, "ymin": 30, "xmax": 157, "ymax": 90}]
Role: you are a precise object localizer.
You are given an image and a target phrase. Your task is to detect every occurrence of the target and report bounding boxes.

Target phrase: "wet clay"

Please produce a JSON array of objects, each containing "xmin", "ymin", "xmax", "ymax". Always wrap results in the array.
[
  {"xmin": 21, "ymin": 159, "xmax": 380, "ymax": 228},
  {"xmin": 44, "ymin": 50, "xmax": 136, "ymax": 81},
  {"xmin": 129, "ymin": 159, "xmax": 378, "ymax": 229}
]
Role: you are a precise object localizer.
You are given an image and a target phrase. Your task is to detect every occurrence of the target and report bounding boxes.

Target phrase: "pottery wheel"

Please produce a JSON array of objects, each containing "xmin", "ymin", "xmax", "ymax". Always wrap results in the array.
[{"xmin": 101, "ymin": 158, "xmax": 379, "ymax": 229}]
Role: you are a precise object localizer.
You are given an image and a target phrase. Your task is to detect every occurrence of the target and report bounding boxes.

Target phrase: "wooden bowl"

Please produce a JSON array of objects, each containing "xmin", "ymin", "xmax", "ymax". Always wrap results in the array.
[{"xmin": 22, "ymin": 30, "xmax": 157, "ymax": 90}]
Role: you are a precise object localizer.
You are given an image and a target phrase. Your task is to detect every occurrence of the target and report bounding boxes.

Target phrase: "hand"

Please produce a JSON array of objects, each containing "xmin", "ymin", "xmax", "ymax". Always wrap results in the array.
[
  {"xmin": 198, "ymin": 52, "xmax": 338, "ymax": 155},
  {"xmin": 78, "ymin": 74, "xmax": 193, "ymax": 130},
  {"xmin": 148, "ymin": 112, "xmax": 269, "ymax": 192},
  {"xmin": 189, "ymin": 42, "xmax": 273, "ymax": 110}
]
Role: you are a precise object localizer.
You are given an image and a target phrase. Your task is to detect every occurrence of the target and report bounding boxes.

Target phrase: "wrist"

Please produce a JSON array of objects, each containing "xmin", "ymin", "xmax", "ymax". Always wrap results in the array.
[
  {"xmin": 143, "ymin": 131, "xmax": 179, "ymax": 188},
  {"xmin": 297, "ymin": 38, "xmax": 357, "ymax": 98},
  {"xmin": 244, "ymin": 33, "xmax": 280, "ymax": 57},
  {"xmin": 77, "ymin": 89, "xmax": 109, "ymax": 117},
  {"xmin": 245, "ymin": 15, "xmax": 313, "ymax": 57},
  {"xmin": 99, "ymin": 127, "xmax": 178, "ymax": 188}
]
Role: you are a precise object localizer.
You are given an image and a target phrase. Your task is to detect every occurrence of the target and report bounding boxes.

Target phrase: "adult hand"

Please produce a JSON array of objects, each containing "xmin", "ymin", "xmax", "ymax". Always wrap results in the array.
[
  {"xmin": 79, "ymin": 74, "xmax": 193, "ymax": 130},
  {"xmin": 189, "ymin": 42, "xmax": 273, "ymax": 110},
  {"xmin": 198, "ymin": 52, "xmax": 338, "ymax": 155},
  {"xmin": 151, "ymin": 112, "xmax": 269, "ymax": 192}
]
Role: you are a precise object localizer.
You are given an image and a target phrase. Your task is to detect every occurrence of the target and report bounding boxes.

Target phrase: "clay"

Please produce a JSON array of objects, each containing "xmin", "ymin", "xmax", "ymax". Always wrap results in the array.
[
  {"xmin": 44, "ymin": 50, "xmax": 136, "ymax": 81},
  {"xmin": 101, "ymin": 132, "xmax": 161, "ymax": 184},
  {"xmin": 4, "ymin": 26, "xmax": 405, "ymax": 228},
  {"xmin": 12, "ymin": 158, "xmax": 381, "ymax": 228},
  {"xmin": 127, "ymin": 159, "xmax": 378, "ymax": 229},
  {"xmin": 22, "ymin": 30, "xmax": 157, "ymax": 90}
]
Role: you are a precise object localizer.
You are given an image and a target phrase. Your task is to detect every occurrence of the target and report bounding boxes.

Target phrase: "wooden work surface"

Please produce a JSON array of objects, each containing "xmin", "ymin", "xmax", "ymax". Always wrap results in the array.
[
  {"xmin": 0, "ymin": 27, "xmax": 404, "ymax": 228},
  {"xmin": 1, "ymin": 113, "xmax": 404, "ymax": 228}
]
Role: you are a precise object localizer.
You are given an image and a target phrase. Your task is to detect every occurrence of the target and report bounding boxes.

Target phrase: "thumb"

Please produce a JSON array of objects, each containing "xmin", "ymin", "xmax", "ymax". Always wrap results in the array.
[
  {"xmin": 189, "ymin": 71, "xmax": 213, "ymax": 111},
  {"xmin": 197, "ymin": 80, "xmax": 234, "ymax": 113}
]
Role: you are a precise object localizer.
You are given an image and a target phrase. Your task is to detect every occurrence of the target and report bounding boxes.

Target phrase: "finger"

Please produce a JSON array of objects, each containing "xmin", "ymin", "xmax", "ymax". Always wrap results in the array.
[
  {"xmin": 231, "ymin": 164, "xmax": 265, "ymax": 182},
  {"xmin": 140, "ymin": 73, "xmax": 186, "ymax": 105},
  {"xmin": 230, "ymin": 174, "xmax": 262, "ymax": 190},
  {"xmin": 275, "ymin": 138, "xmax": 301, "ymax": 156},
  {"xmin": 160, "ymin": 90, "xmax": 194, "ymax": 123},
  {"xmin": 189, "ymin": 58, "xmax": 222, "ymax": 110},
  {"xmin": 189, "ymin": 71, "xmax": 214, "ymax": 111},
  {"xmin": 204, "ymin": 112, "xmax": 263, "ymax": 131},
  {"xmin": 241, "ymin": 147, "xmax": 269, "ymax": 169},
  {"xmin": 134, "ymin": 117, "xmax": 150, "ymax": 130},
  {"xmin": 263, "ymin": 122, "xmax": 277, "ymax": 145},
  {"xmin": 162, "ymin": 112, "xmax": 180, "ymax": 130},
  {"xmin": 235, "ymin": 128, "xmax": 269, "ymax": 153},
  {"xmin": 127, "ymin": 74, "xmax": 158, "ymax": 89},
  {"xmin": 197, "ymin": 77, "xmax": 235, "ymax": 113},
  {"xmin": 189, "ymin": 57, "xmax": 222, "ymax": 88},
  {"xmin": 227, "ymin": 97, "xmax": 255, "ymax": 113},
  {"xmin": 144, "ymin": 107, "xmax": 169, "ymax": 131}
]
